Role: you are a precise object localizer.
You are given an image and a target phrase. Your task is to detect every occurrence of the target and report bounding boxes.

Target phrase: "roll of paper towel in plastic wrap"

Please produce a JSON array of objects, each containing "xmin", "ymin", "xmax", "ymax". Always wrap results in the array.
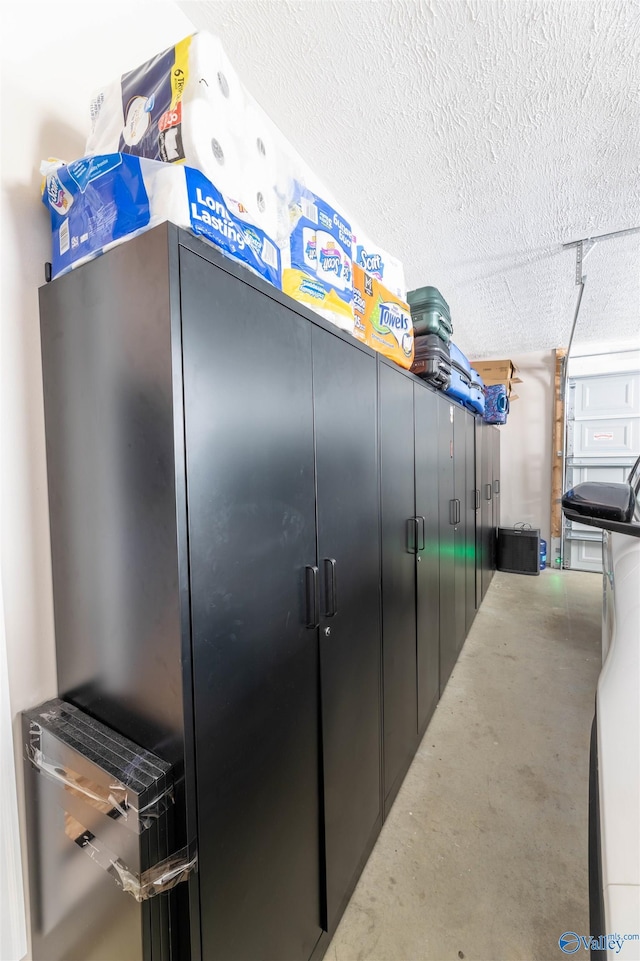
[
  {"xmin": 85, "ymin": 32, "xmax": 293, "ymax": 245},
  {"xmin": 282, "ymin": 182, "xmax": 354, "ymax": 333},
  {"xmin": 40, "ymin": 154, "xmax": 281, "ymax": 287},
  {"xmin": 351, "ymin": 224, "xmax": 406, "ymax": 300}
]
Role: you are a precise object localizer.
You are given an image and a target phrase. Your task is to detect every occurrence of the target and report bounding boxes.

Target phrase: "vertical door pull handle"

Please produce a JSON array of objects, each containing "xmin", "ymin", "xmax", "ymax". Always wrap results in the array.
[
  {"xmin": 406, "ymin": 518, "xmax": 418, "ymax": 553},
  {"xmin": 305, "ymin": 565, "xmax": 319, "ymax": 629},
  {"xmin": 455, "ymin": 499, "xmax": 461, "ymax": 525},
  {"xmin": 494, "ymin": 479, "xmax": 500, "ymax": 494},
  {"xmin": 417, "ymin": 515, "xmax": 426, "ymax": 551},
  {"xmin": 485, "ymin": 483, "xmax": 493, "ymax": 501},
  {"xmin": 449, "ymin": 499, "xmax": 457, "ymax": 525},
  {"xmin": 474, "ymin": 489, "xmax": 480, "ymax": 510},
  {"xmin": 323, "ymin": 558, "xmax": 338, "ymax": 617}
]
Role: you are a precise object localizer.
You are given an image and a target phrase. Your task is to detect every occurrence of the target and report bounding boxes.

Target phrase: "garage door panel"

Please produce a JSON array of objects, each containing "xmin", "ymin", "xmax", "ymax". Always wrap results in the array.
[
  {"xmin": 574, "ymin": 372, "xmax": 640, "ymax": 418},
  {"xmin": 566, "ymin": 465, "xmax": 631, "ymax": 487},
  {"xmin": 568, "ymin": 537, "xmax": 604, "ymax": 573},
  {"xmin": 572, "ymin": 418, "xmax": 640, "ymax": 458},
  {"xmin": 565, "ymin": 367, "xmax": 640, "ymax": 572}
]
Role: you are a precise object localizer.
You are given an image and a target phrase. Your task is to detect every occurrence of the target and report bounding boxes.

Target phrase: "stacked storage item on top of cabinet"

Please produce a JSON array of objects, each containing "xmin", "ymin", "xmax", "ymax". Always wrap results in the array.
[
  {"xmin": 467, "ymin": 368, "xmax": 486, "ymax": 417},
  {"xmin": 470, "ymin": 358, "xmax": 521, "ymax": 402},
  {"xmin": 284, "ymin": 183, "xmax": 354, "ymax": 331},
  {"xmin": 40, "ymin": 154, "xmax": 283, "ymax": 286},
  {"xmin": 407, "ymin": 286, "xmax": 452, "ymax": 387},
  {"xmin": 408, "ymin": 286, "xmax": 453, "ymax": 342},
  {"xmin": 85, "ymin": 32, "xmax": 293, "ymax": 245},
  {"xmin": 49, "ymin": 29, "xmax": 408, "ymax": 339},
  {"xmin": 484, "ymin": 383, "xmax": 510, "ymax": 424},
  {"xmin": 444, "ymin": 342, "xmax": 472, "ymax": 407},
  {"xmin": 352, "ymin": 265, "xmax": 414, "ymax": 369},
  {"xmin": 411, "ymin": 334, "xmax": 451, "ymax": 387}
]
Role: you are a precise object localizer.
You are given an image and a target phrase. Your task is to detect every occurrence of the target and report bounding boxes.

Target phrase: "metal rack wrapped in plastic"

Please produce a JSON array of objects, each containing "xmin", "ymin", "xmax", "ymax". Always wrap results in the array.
[{"xmin": 23, "ymin": 698, "xmax": 197, "ymax": 901}]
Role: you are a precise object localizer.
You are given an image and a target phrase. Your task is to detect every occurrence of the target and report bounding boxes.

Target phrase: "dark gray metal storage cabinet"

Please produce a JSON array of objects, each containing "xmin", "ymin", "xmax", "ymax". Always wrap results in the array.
[
  {"xmin": 379, "ymin": 362, "xmax": 419, "ymax": 810},
  {"xmin": 36, "ymin": 224, "xmax": 500, "ymax": 961},
  {"xmin": 437, "ymin": 397, "xmax": 471, "ymax": 693},
  {"xmin": 479, "ymin": 420, "xmax": 500, "ymax": 601},
  {"xmin": 378, "ymin": 366, "xmax": 441, "ymax": 812},
  {"xmin": 414, "ymin": 385, "xmax": 440, "ymax": 737},
  {"xmin": 39, "ymin": 225, "xmax": 382, "ymax": 961}
]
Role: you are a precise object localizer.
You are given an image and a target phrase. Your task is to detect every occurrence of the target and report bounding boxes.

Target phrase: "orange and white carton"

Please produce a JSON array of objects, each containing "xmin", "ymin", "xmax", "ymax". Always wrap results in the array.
[{"xmin": 352, "ymin": 264, "xmax": 414, "ymax": 369}]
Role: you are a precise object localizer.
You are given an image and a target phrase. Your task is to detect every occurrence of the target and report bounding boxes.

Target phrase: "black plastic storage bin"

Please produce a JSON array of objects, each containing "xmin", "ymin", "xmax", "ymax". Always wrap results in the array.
[{"xmin": 497, "ymin": 527, "xmax": 541, "ymax": 575}]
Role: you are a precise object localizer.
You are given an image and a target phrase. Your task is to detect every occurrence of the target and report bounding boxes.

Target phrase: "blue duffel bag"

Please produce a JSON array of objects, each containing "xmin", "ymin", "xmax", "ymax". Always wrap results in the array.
[{"xmin": 484, "ymin": 384, "xmax": 510, "ymax": 424}]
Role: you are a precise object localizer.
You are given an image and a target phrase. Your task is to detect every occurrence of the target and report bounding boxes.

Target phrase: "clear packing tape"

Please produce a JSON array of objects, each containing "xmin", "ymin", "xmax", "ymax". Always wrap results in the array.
[
  {"xmin": 25, "ymin": 739, "xmax": 172, "ymax": 834},
  {"xmin": 66, "ymin": 815, "xmax": 198, "ymax": 902},
  {"xmin": 25, "ymin": 710, "xmax": 197, "ymax": 901}
]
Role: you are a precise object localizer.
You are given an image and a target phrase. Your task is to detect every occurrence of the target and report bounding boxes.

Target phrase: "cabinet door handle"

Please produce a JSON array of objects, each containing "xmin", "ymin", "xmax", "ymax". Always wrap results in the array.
[
  {"xmin": 494, "ymin": 479, "xmax": 500, "ymax": 494},
  {"xmin": 417, "ymin": 515, "xmax": 426, "ymax": 551},
  {"xmin": 474, "ymin": 489, "xmax": 480, "ymax": 510},
  {"xmin": 323, "ymin": 558, "xmax": 337, "ymax": 617},
  {"xmin": 305, "ymin": 566, "xmax": 319, "ymax": 629},
  {"xmin": 455, "ymin": 499, "xmax": 461, "ymax": 525},
  {"xmin": 485, "ymin": 483, "xmax": 493, "ymax": 501},
  {"xmin": 449, "ymin": 499, "xmax": 457, "ymax": 525},
  {"xmin": 406, "ymin": 518, "xmax": 418, "ymax": 554}
]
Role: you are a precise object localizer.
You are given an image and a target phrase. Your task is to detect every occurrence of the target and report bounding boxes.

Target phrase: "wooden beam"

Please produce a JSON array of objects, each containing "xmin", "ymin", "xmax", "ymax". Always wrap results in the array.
[{"xmin": 551, "ymin": 348, "xmax": 567, "ymax": 539}]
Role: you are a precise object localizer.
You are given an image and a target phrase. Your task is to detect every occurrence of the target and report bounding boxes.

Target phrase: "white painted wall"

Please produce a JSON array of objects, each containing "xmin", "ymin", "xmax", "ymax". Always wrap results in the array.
[
  {"xmin": 0, "ymin": 5, "xmax": 194, "ymax": 958},
  {"xmin": 499, "ymin": 351, "xmax": 555, "ymax": 555}
]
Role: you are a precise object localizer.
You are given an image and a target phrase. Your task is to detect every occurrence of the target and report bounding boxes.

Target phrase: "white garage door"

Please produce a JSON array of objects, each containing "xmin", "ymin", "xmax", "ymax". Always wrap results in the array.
[{"xmin": 564, "ymin": 369, "xmax": 640, "ymax": 572}]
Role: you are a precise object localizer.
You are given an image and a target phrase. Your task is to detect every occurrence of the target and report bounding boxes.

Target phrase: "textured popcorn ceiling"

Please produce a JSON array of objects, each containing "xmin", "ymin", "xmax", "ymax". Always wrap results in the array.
[{"xmin": 179, "ymin": 0, "xmax": 640, "ymax": 358}]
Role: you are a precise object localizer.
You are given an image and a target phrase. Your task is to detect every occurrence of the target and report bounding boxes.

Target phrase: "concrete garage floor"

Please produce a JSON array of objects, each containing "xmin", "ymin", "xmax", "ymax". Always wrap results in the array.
[{"xmin": 327, "ymin": 569, "xmax": 603, "ymax": 961}]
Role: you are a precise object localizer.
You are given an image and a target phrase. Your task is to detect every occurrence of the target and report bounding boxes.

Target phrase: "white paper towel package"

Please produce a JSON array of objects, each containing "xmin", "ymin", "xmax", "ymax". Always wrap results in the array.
[
  {"xmin": 86, "ymin": 33, "xmax": 296, "ymax": 246},
  {"xmin": 351, "ymin": 224, "xmax": 406, "ymax": 300},
  {"xmin": 282, "ymin": 182, "xmax": 353, "ymax": 332},
  {"xmin": 41, "ymin": 154, "xmax": 281, "ymax": 285}
]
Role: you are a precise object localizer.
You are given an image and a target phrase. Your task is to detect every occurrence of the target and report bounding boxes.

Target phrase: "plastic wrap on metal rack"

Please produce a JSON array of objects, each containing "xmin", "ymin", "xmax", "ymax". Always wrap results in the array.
[
  {"xmin": 25, "ymin": 709, "xmax": 173, "ymax": 833},
  {"xmin": 66, "ymin": 817, "xmax": 198, "ymax": 902}
]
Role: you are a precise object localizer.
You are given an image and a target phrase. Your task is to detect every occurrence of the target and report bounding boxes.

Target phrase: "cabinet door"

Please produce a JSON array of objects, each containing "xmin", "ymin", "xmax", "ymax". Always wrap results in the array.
[
  {"xmin": 464, "ymin": 412, "xmax": 477, "ymax": 635},
  {"xmin": 438, "ymin": 397, "xmax": 456, "ymax": 692},
  {"xmin": 180, "ymin": 251, "xmax": 322, "ymax": 961},
  {"xmin": 453, "ymin": 406, "xmax": 467, "ymax": 656},
  {"xmin": 312, "ymin": 327, "xmax": 382, "ymax": 931},
  {"xmin": 415, "ymin": 385, "xmax": 440, "ymax": 735},
  {"xmin": 379, "ymin": 363, "xmax": 418, "ymax": 809},
  {"xmin": 481, "ymin": 423, "xmax": 494, "ymax": 599},
  {"xmin": 493, "ymin": 426, "xmax": 501, "ymax": 531},
  {"xmin": 474, "ymin": 420, "xmax": 483, "ymax": 608}
]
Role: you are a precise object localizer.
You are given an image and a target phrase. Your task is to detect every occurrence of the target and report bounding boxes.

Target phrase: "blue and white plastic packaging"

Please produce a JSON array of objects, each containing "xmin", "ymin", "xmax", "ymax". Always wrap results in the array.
[
  {"xmin": 41, "ymin": 154, "xmax": 281, "ymax": 286},
  {"xmin": 85, "ymin": 32, "xmax": 295, "ymax": 245},
  {"xmin": 281, "ymin": 183, "xmax": 353, "ymax": 332},
  {"xmin": 351, "ymin": 223, "xmax": 406, "ymax": 300}
]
